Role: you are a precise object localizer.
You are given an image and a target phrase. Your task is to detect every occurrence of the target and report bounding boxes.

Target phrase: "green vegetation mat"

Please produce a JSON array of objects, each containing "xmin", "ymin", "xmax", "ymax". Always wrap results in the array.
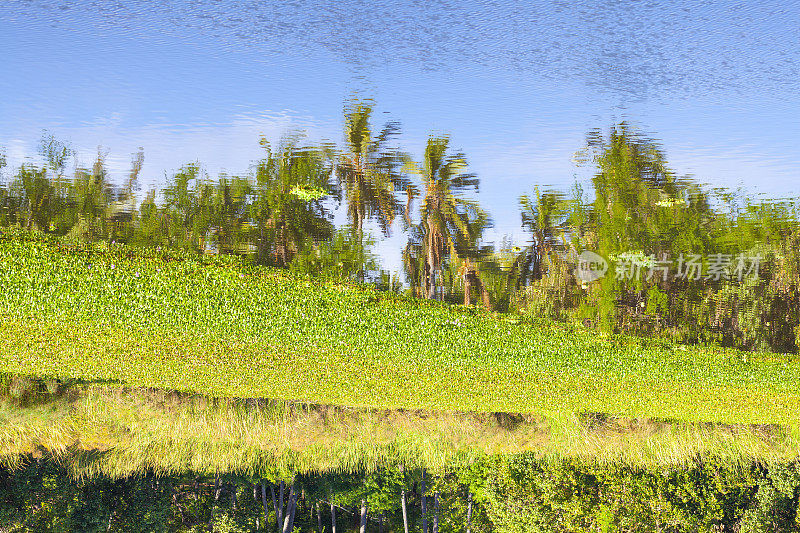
[{"xmin": 1, "ymin": 230, "xmax": 799, "ymax": 426}]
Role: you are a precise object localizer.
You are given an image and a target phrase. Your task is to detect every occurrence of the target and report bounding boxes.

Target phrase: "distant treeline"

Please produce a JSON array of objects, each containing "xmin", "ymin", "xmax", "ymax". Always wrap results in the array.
[
  {"xmin": 1, "ymin": 106, "xmax": 798, "ymax": 352},
  {"xmin": 3, "ymin": 455, "xmax": 800, "ymax": 532}
]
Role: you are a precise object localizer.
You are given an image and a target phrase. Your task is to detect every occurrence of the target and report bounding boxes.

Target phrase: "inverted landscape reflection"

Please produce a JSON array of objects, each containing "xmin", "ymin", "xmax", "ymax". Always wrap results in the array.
[{"xmin": 3, "ymin": 0, "xmax": 800, "ymax": 531}]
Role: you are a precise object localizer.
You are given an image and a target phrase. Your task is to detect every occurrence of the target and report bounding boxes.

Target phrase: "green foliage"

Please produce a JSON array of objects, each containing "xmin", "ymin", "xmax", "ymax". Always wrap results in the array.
[
  {"xmin": 4, "ymin": 122, "xmax": 798, "ymax": 353},
  {"xmin": 404, "ymin": 135, "xmax": 490, "ymax": 302},
  {"xmin": 3, "ymin": 231, "xmax": 800, "ymax": 428},
  {"xmin": 7, "ymin": 456, "xmax": 800, "ymax": 533},
  {"xmin": 472, "ymin": 454, "xmax": 772, "ymax": 532},
  {"xmin": 0, "ymin": 133, "xmax": 342, "ymax": 273},
  {"xmin": 516, "ymin": 188, "xmax": 570, "ymax": 285},
  {"xmin": 250, "ymin": 135, "xmax": 336, "ymax": 266},
  {"xmin": 0, "ymin": 372, "xmax": 75, "ymax": 407},
  {"xmin": 338, "ymin": 99, "xmax": 406, "ymax": 238},
  {"xmin": 210, "ymin": 512, "xmax": 248, "ymax": 533},
  {"xmin": 514, "ymin": 124, "xmax": 800, "ymax": 354},
  {"xmin": 289, "ymin": 226, "xmax": 381, "ymax": 281}
]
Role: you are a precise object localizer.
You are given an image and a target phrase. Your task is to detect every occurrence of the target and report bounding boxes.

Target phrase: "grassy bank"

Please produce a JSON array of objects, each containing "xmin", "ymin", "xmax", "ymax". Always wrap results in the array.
[
  {"xmin": 1, "ymin": 230, "xmax": 799, "ymax": 426},
  {"xmin": 1, "ymin": 379, "xmax": 795, "ymax": 478}
]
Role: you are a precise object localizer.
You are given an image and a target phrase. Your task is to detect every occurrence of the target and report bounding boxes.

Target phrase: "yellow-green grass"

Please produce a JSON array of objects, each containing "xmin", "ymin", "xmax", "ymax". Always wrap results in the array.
[
  {"xmin": 0, "ymin": 383, "xmax": 795, "ymax": 479},
  {"xmin": 1, "ymin": 229, "xmax": 799, "ymax": 426}
]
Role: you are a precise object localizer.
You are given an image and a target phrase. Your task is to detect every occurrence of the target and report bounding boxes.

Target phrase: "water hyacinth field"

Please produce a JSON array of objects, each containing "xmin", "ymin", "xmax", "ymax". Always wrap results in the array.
[{"xmin": 2, "ymin": 230, "xmax": 799, "ymax": 428}]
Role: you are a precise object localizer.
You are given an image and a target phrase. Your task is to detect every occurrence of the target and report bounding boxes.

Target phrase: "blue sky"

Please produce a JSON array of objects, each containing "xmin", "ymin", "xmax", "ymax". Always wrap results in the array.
[{"xmin": 2, "ymin": 0, "xmax": 799, "ymax": 272}]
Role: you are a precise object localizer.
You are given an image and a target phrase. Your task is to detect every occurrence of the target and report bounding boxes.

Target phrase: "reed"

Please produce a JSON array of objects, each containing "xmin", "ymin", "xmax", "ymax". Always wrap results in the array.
[{"xmin": 0, "ymin": 382, "xmax": 796, "ymax": 479}]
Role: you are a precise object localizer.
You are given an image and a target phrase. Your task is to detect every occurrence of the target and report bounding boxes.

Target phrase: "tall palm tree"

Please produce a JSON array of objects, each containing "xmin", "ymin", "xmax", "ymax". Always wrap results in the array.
[
  {"xmin": 515, "ymin": 188, "xmax": 569, "ymax": 285},
  {"xmin": 408, "ymin": 135, "xmax": 488, "ymax": 300},
  {"xmin": 337, "ymin": 100, "xmax": 405, "ymax": 240},
  {"xmin": 452, "ymin": 211, "xmax": 493, "ymax": 309},
  {"xmin": 402, "ymin": 223, "xmax": 425, "ymax": 297}
]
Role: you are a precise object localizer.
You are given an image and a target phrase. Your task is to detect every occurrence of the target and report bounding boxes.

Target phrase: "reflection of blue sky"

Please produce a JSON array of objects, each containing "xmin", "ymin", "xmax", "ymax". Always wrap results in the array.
[{"xmin": 2, "ymin": 1, "xmax": 799, "ymax": 273}]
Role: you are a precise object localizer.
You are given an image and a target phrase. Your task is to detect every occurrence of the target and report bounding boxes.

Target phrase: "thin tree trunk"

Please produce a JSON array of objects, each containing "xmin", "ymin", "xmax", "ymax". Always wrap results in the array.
[
  {"xmin": 432, "ymin": 492, "xmax": 439, "ymax": 533},
  {"xmin": 463, "ymin": 258, "xmax": 472, "ymax": 306},
  {"xmin": 288, "ymin": 488, "xmax": 298, "ymax": 533},
  {"xmin": 427, "ymin": 237, "xmax": 436, "ymax": 299},
  {"xmin": 277, "ymin": 481, "xmax": 285, "ymax": 533},
  {"xmin": 401, "ymin": 488, "xmax": 409, "ymax": 533},
  {"xmin": 270, "ymin": 484, "xmax": 279, "ymax": 530},
  {"xmin": 262, "ymin": 483, "xmax": 269, "ymax": 530},
  {"xmin": 421, "ymin": 469, "xmax": 428, "ymax": 533},
  {"xmin": 282, "ymin": 483, "xmax": 298, "ymax": 533},
  {"xmin": 316, "ymin": 502, "xmax": 323, "ymax": 533},
  {"xmin": 466, "ymin": 492, "xmax": 473, "ymax": 533},
  {"xmin": 425, "ymin": 247, "xmax": 432, "ymax": 299},
  {"xmin": 259, "ymin": 223, "xmax": 265, "ymax": 264},
  {"xmin": 404, "ymin": 185, "xmax": 415, "ymax": 226},
  {"xmin": 356, "ymin": 207, "xmax": 366, "ymax": 282},
  {"xmin": 209, "ymin": 474, "xmax": 221, "ymax": 532},
  {"xmin": 331, "ymin": 500, "xmax": 337, "ymax": 533},
  {"xmin": 281, "ymin": 483, "xmax": 293, "ymax": 533},
  {"xmin": 438, "ymin": 264, "xmax": 446, "ymax": 301},
  {"xmin": 359, "ymin": 500, "xmax": 367, "ymax": 533},
  {"xmin": 478, "ymin": 275, "xmax": 492, "ymax": 312},
  {"xmin": 279, "ymin": 213, "xmax": 289, "ymax": 266}
]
